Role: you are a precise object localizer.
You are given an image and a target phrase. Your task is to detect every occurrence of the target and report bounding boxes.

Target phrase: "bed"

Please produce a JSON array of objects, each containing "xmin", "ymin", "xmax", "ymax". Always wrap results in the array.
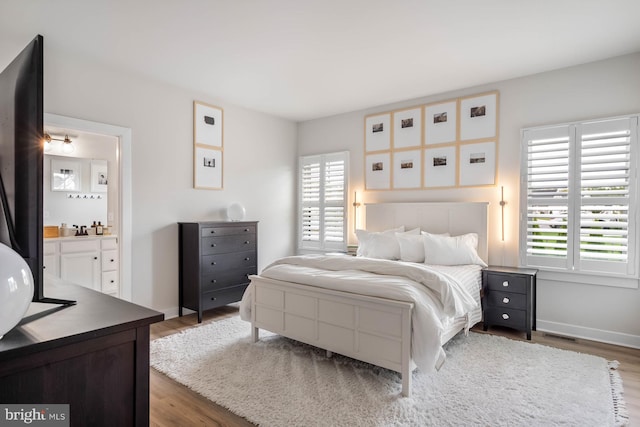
[{"xmin": 240, "ymin": 202, "xmax": 488, "ymax": 397}]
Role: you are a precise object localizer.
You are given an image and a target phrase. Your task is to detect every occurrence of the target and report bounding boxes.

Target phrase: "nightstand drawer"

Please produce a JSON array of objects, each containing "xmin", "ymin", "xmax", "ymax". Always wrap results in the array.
[
  {"xmin": 485, "ymin": 273, "xmax": 528, "ymax": 294},
  {"xmin": 486, "ymin": 291, "xmax": 527, "ymax": 310},
  {"xmin": 484, "ymin": 307, "xmax": 526, "ymax": 330}
]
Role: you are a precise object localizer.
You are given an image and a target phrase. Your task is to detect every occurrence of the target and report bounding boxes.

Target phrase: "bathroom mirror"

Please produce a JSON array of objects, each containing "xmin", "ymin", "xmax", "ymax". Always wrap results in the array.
[{"xmin": 44, "ymin": 155, "xmax": 108, "ymax": 227}]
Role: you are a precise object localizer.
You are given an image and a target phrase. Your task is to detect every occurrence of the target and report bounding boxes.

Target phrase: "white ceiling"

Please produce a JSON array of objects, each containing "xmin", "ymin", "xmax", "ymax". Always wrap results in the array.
[{"xmin": 1, "ymin": 0, "xmax": 640, "ymax": 122}]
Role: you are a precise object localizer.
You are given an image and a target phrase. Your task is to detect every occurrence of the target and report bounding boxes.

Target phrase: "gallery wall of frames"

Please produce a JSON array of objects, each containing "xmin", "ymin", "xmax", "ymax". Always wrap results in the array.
[
  {"xmin": 364, "ymin": 90, "xmax": 499, "ymax": 190},
  {"xmin": 193, "ymin": 100, "xmax": 224, "ymax": 190}
]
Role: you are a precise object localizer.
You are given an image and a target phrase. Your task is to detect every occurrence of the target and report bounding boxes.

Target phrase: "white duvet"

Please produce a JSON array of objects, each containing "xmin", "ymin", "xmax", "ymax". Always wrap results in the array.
[{"xmin": 240, "ymin": 255, "xmax": 480, "ymax": 373}]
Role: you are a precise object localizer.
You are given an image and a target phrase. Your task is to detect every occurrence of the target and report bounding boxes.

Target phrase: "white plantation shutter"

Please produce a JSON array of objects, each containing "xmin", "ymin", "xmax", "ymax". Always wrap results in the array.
[
  {"xmin": 522, "ymin": 125, "xmax": 571, "ymax": 269},
  {"xmin": 521, "ymin": 115, "xmax": 638, "ymax": 279},
  {"xmin": 299, "ymin": 152, "xmax": 348, "ymax": 252},
  {"xmin": 577, "ymin": 118, "xmax": 636, "ymax": 275}
]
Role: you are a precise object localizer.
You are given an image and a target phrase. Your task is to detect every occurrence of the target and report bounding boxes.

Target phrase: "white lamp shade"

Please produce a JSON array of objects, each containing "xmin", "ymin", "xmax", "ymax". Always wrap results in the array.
[{"xmin": 0, "ymin": 243, "xmax": 34, "ymax": 339}]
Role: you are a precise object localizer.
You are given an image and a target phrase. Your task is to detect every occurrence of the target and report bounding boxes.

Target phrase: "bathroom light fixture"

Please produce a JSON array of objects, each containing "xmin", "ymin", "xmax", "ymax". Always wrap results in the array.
[
  {"xmin": 44, "ymin": 133, "xmax": 75, "ymax": 154},
  {"xmin": 500, "ymin": 186, "xmax": 507, "ymax": 241},
  {"xmin": 352, "ymin": 191, "xmax": 361, "ymax": 231}
]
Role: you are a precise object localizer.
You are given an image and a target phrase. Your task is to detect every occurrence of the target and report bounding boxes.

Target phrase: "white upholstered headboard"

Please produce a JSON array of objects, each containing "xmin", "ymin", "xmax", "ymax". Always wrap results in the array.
[{"xmin": 364, "ymin": 202, "xmax": 489, "ymax": 263}]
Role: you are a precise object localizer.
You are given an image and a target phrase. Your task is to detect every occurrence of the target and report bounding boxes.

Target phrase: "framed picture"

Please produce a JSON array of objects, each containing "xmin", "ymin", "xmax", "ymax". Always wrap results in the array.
[
  {"xmin": 424, "ymin": 146, "xmax": 457, "ymax": 188},
  {"xmin": 459, "ymin": 92, "xmax": 497, "ymax": 141},
  {"xmin": 392, "ymin": 150, "xmax": 421, "ymax": 189},
  {"xmin": 424, "ymin": 100, "xmax": 457, "ymax": 145},
  {"xmin": 194, "ymin": 101, "xmax": 223, "ymax": 148},
  {"xmin": 393, "ymin": 107, "xmax": 422, "ymax": 149},
  {"xmin": 365, "ymin": 113, "xmax": 391, "ymax": 152},
  {"xmin": 365, "ymin": 152, "xmax": 391, "ymax": 190},
  {"xmin": 90, "ymin": 160, "xmax": 108, "ymax": 193},
  {"xmin": 459, "ymin": 141, "xmax": 496, "ymax": 186},
  {"xmin": 51, "ymin": 158, "xmax": 81, "ymax": 192},
  {"xmin": 194, "ymin": 146, "xmax": 223, "ymax": 189}
]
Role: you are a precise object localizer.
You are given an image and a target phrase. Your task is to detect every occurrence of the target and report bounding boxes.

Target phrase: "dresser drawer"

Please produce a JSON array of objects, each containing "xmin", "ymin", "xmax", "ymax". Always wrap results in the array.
[
  {"xmin": 102, "ymin": 270, "xmax": 119, "ymax": 294},
  {"xmin": 201, "ymin": 250, "xmax": 257, "ymax": 274},
  {"xmin": 485, "ymin": 273, "xmax": 528, "ymax": 294},
  {"xmin": 201, "ymin": 235, "xmax": 257, "ymax": 255},
  {"xmin": 202, "ymin": 285, "xmax": 249, "ymax": 310},
  {"xmin": 484, "ymin": 307, "xmax": 527, "ymax": 330},
  {"xmin": 202, "ymin": 267, "xmax": 254, "ymax": 292},
  {"xmin": 485, "ymin": 291, "xmax": 527, "ymax": 310},
  {"xmin": 200, "ymin": 225, "xmax": 256, "ymax": 238}
]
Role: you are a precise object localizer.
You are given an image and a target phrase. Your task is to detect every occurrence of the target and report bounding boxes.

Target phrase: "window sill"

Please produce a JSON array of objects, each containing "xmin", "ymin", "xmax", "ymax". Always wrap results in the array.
[{"xmin": 536, "ymin": 268, "xmax": 639, "ymax": 289}]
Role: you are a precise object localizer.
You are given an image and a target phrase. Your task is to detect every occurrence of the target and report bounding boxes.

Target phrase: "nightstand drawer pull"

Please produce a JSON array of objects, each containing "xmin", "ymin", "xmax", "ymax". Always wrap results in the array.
[
  {"xmin": 502, "ymin": 281, "xmax": 509, "ymax": 287},
  {"xmin": 503, "ymin": 297, "xmax": 510, "ymax": 304},
  {"xmin": 502, "ymin": 313, "xmax": 510, "ymax": 320}
]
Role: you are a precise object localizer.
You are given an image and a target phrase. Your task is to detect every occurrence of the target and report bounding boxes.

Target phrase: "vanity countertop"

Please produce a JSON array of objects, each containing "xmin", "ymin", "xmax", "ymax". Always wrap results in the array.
[{"xmin": 44, "ymin": 234, "xmax": 117, "ymax": 242}]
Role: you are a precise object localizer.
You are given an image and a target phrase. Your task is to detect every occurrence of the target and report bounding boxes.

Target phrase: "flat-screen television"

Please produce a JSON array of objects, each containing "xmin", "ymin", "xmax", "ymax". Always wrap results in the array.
[{"xmin": 0, "ymin": 35, "xmax": 74, "ymax": 305}]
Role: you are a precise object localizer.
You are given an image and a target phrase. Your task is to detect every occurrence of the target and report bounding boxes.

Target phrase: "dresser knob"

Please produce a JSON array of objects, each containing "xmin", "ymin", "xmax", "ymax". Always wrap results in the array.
[
  {"xmin": 502, "ymin": 313, "xmax": 510, "ymax": 320},
  {"xmin": 210, "ymin": 230, "xmax": 215, "ymax": 234},
  {"xmin": 211, "ymin": 279, "xmax": 217, "ymax": 283},
  {"xmin": 211, "ymin": 262, "xmax": 216, "ymax": 265},
  {"xmin": 245, "ymin": 257, "xmax": 250, "ymax": 261},
  {"xmin": 211, "ymin": 244, "xmax": 216, "ymax": 247},
  {"xmin": 244, "ymin": 241, "xmax": 249, "ymax": 244},
  {"xmin": 110, "ymin": 280, "xmax": 115, "ymax": 283},
  {"xmin": 502, "ymin": 297, "xmax": 510, "ymax": 304},
  {"xmin": 94, "ymin": 256, "xmax": 98, "ymax": 260},
  {"xmin": 244, "ymin": 228, "xmax": 249, "ymax": 232},
  {"xmin": 502, "ymin": 281, "xmax": 509, "ymax": 287},
  {"xmin": 110, "ymin": 259, "xmax": 114, "ymax": 262}
]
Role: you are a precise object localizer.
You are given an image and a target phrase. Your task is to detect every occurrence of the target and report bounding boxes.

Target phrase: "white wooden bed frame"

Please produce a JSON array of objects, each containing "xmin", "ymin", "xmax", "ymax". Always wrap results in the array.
[{"xmin": 250, "ymin": 202, "xmax": 489, "ymax": 397}]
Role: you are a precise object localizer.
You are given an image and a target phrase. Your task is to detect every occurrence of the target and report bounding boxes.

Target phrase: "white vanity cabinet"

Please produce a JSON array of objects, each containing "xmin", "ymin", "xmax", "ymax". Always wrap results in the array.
[{"xmin": 44, "ymin": 236, "xmax": 119, "ymax": 297}]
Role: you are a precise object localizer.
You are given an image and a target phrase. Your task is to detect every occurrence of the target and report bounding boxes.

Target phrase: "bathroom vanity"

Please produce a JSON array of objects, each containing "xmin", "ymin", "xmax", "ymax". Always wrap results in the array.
[{"xmin": 44, "ymin": 235, "xmax": 120, "ymax": 297}]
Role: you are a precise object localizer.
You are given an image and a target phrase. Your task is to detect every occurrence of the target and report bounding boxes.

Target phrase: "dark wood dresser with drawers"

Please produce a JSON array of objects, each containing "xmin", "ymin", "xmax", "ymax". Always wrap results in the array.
[
  {"xmin": 178, "ymin": 221, "xmax": 258, "ymax": 322},
  {"xmin": 482, "ymin": 266, "xmax": 537, "ymax": 340}
]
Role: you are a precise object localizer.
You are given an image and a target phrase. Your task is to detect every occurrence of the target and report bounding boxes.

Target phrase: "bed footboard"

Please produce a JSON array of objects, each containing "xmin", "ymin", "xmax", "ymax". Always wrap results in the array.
[{"xmin": 249, "ymin": 275, "xmax": 415, "ymax": 397}]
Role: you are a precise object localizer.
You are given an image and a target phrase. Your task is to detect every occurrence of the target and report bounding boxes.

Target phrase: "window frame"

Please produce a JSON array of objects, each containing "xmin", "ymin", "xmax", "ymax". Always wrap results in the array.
[
  {"xmin": 519, "ymin": 114, "xmax": 639, "ymax": 288},
  {"xmin": 298, "ymin": 151, "xmax": 349, "ymax": 254}
]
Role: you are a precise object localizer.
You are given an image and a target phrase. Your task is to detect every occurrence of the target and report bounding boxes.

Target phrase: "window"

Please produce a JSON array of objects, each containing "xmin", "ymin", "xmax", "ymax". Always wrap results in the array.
[
  {"xmin": 520, "ymin": 115, "xmax": 638, "ymax": 282},
  {"xmin": 299, "ymin": 151, "xmax": 349, "ymax": 253}
]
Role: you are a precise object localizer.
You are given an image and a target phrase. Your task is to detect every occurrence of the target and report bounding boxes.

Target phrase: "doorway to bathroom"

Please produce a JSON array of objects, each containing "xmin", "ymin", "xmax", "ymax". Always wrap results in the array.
[{"xmin": 44, "ymin": 113, "xmax": 132, "ymax": 301}]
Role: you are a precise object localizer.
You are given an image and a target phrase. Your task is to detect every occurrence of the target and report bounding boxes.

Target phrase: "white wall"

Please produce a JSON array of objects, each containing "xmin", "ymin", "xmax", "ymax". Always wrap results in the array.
[
  {"xmin": 39, "ymin": 47, "xmax": 297, "ymax": 315},
  {"xmin": 298, "ymin": 53, "xmax": 640, "ymax": 347}
]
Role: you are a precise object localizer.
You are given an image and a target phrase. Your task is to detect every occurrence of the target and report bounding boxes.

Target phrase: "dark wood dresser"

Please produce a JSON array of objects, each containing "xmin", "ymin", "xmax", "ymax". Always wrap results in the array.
[
  {"xmin": 482, "ymin": 266, "xmax": 537, "ymax": 340},
  {"xmin": 0, "ymin": 278, "xmax": 164, "ymax": 426},
  {"xmin": 178, "ymin": 221, "xmax": 258, "ymax": 323}
]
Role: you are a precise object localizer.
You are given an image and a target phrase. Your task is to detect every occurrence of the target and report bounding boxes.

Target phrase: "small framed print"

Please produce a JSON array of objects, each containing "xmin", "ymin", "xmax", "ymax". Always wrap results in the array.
[
  {"xmin": 424, "ymin": 146, "xmax": 457, "ymax": 188},
  {"xmin": 90, "ymin": 160, "xmax": 108, "ymax": 193},
  {"xmin": 194, "ymin": 146, "xmax": 223, "ymax": 189},
  {"xmin": 459, "ymin": 141, "xmax": 496, "ymax": 186},
  {"xmin": 459, "ymin": 92, "xmax": 497, "ymax": 141},
  {"xmin": 425, "ymin": 101, "xmax": 457, "ymax": 145},
  {"xmin": 194, "ymin": 101, "xmax": 223, "ymax": 148},
  {"xmin": 365, "ymin": 113, "xmax": 391, "ymax": 152},
  {"xmin": 393, "ymin": 150, "xmax": 421, "ymax": 189},
  {"xmin": 393, "ymin": 107, "xmax": 422, "ymax": 149},
  {"xmin": 365, "ymin": 152, "xmax": 391, "ymax": 190}
]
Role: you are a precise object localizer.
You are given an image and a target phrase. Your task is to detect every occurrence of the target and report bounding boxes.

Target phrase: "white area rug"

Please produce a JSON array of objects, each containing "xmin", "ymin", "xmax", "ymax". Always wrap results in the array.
[{"xmin": 151, "ymin": 316, "xmax": 628, "ymax": 427}]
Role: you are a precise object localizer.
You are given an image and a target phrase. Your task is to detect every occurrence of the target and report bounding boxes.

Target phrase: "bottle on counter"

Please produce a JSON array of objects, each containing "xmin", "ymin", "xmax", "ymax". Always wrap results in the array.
[{"xmin": 96, "ymin": 221, "xmax": 104, "ymax": 235}]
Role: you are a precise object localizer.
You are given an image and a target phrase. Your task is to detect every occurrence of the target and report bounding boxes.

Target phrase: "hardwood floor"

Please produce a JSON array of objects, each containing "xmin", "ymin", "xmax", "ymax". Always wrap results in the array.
[{"xmin": 150, "ymin": 306, "xmax": 639, "ymax": 426}]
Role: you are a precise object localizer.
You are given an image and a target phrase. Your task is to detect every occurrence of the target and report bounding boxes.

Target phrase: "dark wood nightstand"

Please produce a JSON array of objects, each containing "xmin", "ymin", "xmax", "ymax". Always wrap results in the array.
[{"xmin": 482, "ymin": 266, "xmax": 537, "ymax": 340}]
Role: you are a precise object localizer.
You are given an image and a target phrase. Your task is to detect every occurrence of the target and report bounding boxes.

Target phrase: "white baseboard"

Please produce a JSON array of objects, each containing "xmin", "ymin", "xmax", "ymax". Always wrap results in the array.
[{"xmin": 537, "ymin": 319, "xmax": 640, "ymax": 349}]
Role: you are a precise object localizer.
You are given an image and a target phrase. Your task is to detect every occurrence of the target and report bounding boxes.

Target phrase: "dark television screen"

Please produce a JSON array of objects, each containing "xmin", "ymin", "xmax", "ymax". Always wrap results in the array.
[{"xmin": 0, "ymin": 35, "xmax": 73, "ymax": 305}]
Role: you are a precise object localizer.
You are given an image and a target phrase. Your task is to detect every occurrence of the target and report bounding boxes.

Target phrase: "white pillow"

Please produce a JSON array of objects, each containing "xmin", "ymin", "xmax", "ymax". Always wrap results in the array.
[
  {"xmin": 422, "ymin": 232, "xmax": 487, "ymax": 266},
  {"xmin": 397, "ymin": 231, "xmax": 450, "ymax": 263},
  {"xmin": 356, "ymin": 227, "xmax": 419, "ymax": 260}
]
